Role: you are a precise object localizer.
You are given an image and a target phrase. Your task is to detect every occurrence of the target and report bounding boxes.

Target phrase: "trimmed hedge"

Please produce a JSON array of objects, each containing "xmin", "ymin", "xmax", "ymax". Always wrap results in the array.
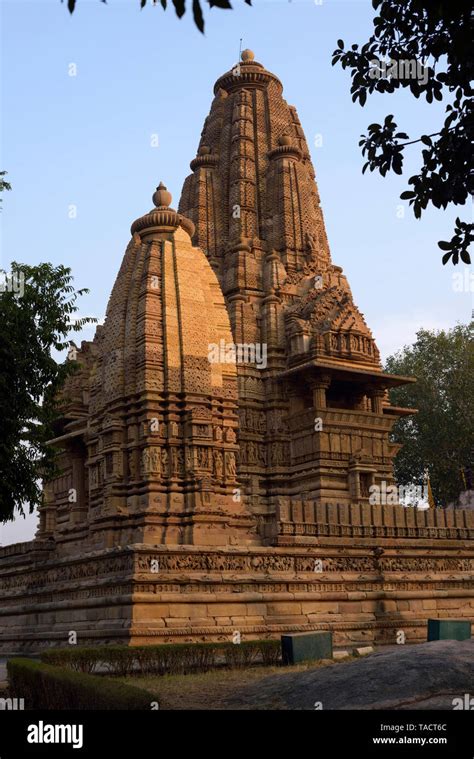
[
  {"xmin": 7, "ymin": 658, "xmax": 157, "ymax": 710},
  {"xmin": 41, "ymin": 640, "xmax": 281, "ymax": 676}
]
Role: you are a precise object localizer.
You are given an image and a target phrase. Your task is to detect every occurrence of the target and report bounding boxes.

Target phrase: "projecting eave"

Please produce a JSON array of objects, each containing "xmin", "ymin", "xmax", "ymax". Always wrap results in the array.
[
  {"xmin": 383, "ymin": 405, "xmax": 418, "ymax": 417},
  {"xmin": 279, "ymin": 358, "xmax": 416, "ymax": 388},
  {"xmin": 46, "ymin": 419, "xmax": 87, "ymax": 446}
]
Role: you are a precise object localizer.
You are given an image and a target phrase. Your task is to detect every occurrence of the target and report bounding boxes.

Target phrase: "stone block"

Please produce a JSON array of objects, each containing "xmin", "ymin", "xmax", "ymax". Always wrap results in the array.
[
  {"xmin": 172, "ymin": 604, "xmax": 207, "ymax": 618},
  {"xmin": 187, "ymin": 617, "xmax": 216, "ymax": 627},
  {"xmin": 302, "ymin": 601, "xmax": 338, "ymax": 614},
  {"xmin": 380, "ymin": 600, "xmax": 398, "ymax": 613},
  {"xmin": 267, "ymin": 602, "xmax": 302, "ymax": 616},
  {"xmin": 210, "ymin": 604, "xmax": 247, "ymax": 617},
  {"xmin": 333, "ymin": 649, "xmax": 350, "ymax": 660},
  {"xmin": 246, "ymin": 604, "xmax": 267, "ymax": 616},
  {"xmin": 165, "ymin": 618, "xmax": 190, "ymax": 628},
  {"xmin": 215, "ymin": 617, "xmax": 231, "ymax": 626},
  {"xmin": 397, "ymin": 601, "xmax": 410, "ymax": 611},
  {"xmin": 341, "ymin": 602, "xmax": 362, "ymax": 613},
  {"xmin": 271, "ymin": 615, "xmax": 307, "ymax": 625},
  {"xmin": 134, "ymin": 605, "xmax": 170, "ymax": 620},
  {"xmin": 231, "ymin": 615, "xmax": 264, "ymax": 627},
  {"xmin": 436, "ymin": 598, "xmax": 471, "ymax": 610},
  {"xmin": 354, "ymin": 646, "xmax": 373, "ymax": 656},
  {"xmin": 281, "ymin": 631, "xmax": 333, "ymax": 665},
  {"xmin": 427, "ymin": 619, "xmax": 471, "ymax": 641}
]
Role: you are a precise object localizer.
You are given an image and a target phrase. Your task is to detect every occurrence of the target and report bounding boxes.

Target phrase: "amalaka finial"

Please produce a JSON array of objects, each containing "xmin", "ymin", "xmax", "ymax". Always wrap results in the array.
[
  {"xmin": 241, "ymin": 49, "xmax": 255, "ymax": 62},
  {"xmin": 152, "ymin": 182, "xmax": 172, "ymax": 209},
  {"xmin": 131, "ymin": 181, "xmax": 194, "ymax": 238}
]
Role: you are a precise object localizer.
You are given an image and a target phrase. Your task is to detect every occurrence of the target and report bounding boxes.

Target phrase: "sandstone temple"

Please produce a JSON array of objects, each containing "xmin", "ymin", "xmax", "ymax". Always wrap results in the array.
[{"xmin": 1, "ymin": 51, "xmax": 473, "ymax": 652}]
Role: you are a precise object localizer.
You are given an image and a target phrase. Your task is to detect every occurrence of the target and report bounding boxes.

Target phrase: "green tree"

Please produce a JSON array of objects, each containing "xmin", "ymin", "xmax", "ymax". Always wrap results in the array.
[
  {"xmin": 0, "ymin": 262, "xmax": 95, "ymax": 523},
  {"xmin": 332, "ymin": 0, "xmax": 473, "ymax": 265},
  {"xmin": 385, "ymin": 323, "xmax": 474, "ymax": 506},
  {"xmin": 62, "ymin": 0, "xmax": 251, "ymax": 34}
]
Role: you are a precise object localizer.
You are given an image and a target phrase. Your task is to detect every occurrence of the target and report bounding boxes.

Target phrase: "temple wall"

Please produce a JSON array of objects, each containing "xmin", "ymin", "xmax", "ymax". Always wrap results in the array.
[{"xmin": 1, "ymin": 504, "xmax": 473, "ymax": 654}]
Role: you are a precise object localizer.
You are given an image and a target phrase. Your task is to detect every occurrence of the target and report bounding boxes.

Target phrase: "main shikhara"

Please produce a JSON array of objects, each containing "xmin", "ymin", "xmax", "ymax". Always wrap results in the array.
[{"xmin": 40, "ymin": 49, "xmax": 413, "ymax": 547}]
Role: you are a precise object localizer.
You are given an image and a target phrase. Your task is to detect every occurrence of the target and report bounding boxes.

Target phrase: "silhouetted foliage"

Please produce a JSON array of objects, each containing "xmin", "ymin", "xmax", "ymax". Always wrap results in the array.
[
  {"xmin": 0, "ymin": 171, "xmax": 11, "ymax": 208},
  {"xmin": 332, "ymin": 0, "xmax": 473, "ymax": 265},
  {"xmin": 61, "ymin": 0, "xmax": 252, "ymax": 34}
]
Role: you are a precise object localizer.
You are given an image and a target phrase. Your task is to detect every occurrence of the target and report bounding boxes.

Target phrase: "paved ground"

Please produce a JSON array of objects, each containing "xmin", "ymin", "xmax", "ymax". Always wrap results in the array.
[{"xmin": 218, "ymin": 639, "xmax": 474, "ymax": 710}]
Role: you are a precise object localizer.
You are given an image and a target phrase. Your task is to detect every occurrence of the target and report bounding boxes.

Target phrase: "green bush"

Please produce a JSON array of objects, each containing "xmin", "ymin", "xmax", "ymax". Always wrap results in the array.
[
  {"xmin": 260, "ymin": 640, "xmax": 281, "ymax": 666},
  {"xmin": 7, "ymin": 658, "xmax": 157, "ymax": 710},
  {"xmin": 41, "ymin": 639, "xmax": 281, "ymax": 677},
  {"xmin": 42, "ymin": 646, "xmax": 104, "ymax": 674},
  {"xmin": 223, "ymin": 641, "xmax": 262, "ymax": 669},
  {"xmin": 98, "ymin": 646, "xmax": 137, "ymax": 677},
  {"xmin": 135, "ymin": 642, "xmax": 217, "ymax": 676}
]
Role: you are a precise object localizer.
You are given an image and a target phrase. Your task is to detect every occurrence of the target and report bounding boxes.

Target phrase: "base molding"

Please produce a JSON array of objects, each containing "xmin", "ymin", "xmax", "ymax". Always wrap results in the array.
[{"xmin": 1, "ymin": 539, "xmax": 473, "ymax": 653}]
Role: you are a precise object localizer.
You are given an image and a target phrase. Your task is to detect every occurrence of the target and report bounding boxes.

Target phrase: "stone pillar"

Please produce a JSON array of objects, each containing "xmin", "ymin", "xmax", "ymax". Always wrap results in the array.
[
  {"xmin": 70, "ymin": 456, "xmax": 87, "ymax": 524},
  {"xmin": 287, "ymin": 384, "xmax": 304, "ymax": 415},
  {"xmin": 309, "ymin": 374, "xmax": 331, "ymax": 410},
  {"xmin": 347, "ymin": 461, "xmax": 360, "ymax": 501},
  {"xmin": 353, "ymin": 389, "xmax": 367, "ymax": 411},
  {"xmin": 227, "ymin": 293, "xmax": 246, "ymax": 342},
  {"xmin": 37, "ymin": 484, "xmax": 56, "ymax": 539},
  {"xmin": 368, "ymin": 388, "xmax": 385, "ymax": 415},
  {"xmin": 43, "ymin": 499, "xmax": 57, "ymax": 536},
  {"xmin": 262, "ymin": 289, "xmax": 280, "ymax": 349}
]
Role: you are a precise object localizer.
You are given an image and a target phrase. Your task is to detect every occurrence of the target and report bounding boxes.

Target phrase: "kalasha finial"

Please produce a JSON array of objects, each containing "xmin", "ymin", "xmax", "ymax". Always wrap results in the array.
[
  {"xmin": 241, "ymin": 49, "xmax": 255, "ymax": 62},
  {"xmin": 131, "ymin": 182, "xmax": 195, "ymax": 237},
  {"xmin": 152, "ymin": 182, "xmax": 172, "ymax": 209}
]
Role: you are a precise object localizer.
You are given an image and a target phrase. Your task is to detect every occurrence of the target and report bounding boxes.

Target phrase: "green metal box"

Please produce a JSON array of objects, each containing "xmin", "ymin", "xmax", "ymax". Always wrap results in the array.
[
  {"xmin": 281, "ymin": 631, "xmax": 333, "ymax": 665},
  {"xmin": 427, "ymin": 619, "xmax": 471, "ymax": 641}
]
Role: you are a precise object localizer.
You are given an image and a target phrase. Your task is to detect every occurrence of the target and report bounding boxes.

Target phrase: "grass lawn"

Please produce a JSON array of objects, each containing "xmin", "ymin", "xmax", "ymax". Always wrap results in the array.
[{"xmin": 116, "ymin": 659, "xmax": 340, "ymax": 710}]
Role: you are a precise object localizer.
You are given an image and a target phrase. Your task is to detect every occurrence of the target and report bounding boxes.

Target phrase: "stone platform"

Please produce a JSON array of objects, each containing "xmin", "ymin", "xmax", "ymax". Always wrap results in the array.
[{"xmin": 1, "ymin": 503, "xmax": 472, "ymax": 654}]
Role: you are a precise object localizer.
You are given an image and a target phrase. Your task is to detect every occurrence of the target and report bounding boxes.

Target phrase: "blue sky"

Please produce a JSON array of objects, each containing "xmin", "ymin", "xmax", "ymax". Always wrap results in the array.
[{"xmin": 1, "ymin": 0, "xmax": 471, "ymax": 543}]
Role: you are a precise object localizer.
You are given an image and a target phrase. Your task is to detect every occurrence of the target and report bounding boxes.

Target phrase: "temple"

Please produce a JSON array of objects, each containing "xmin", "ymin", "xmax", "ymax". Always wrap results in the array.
[{"xmin": 1, "ymin": 52, "xmax": 472, "ymax": 652}]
